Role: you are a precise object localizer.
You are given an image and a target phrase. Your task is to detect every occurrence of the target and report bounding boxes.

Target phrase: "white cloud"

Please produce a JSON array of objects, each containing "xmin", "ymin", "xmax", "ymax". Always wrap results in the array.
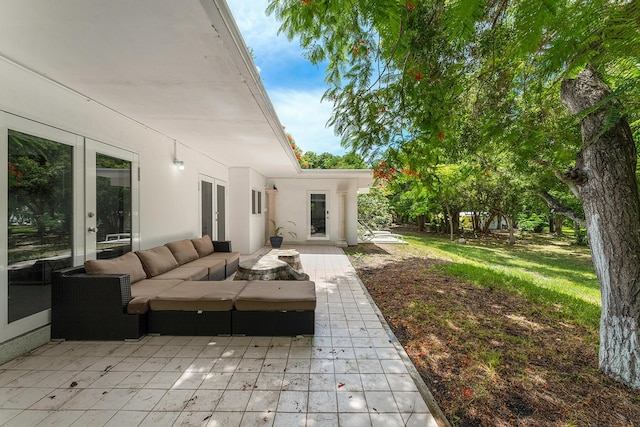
[
  {"xmin": 227, "ymin": 0, "xmax": 301, "ymax": 64},
  {"xmin": 227, "ymin": 0, "xmax": 345, "ymax": 155},
  {"xmin": 270, "ymin": 88, "xmax": 345, "ymax": 154}
]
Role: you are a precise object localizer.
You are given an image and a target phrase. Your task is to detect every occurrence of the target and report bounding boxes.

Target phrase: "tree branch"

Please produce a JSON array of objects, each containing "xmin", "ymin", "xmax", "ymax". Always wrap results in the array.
[
  {"xmin": 537, "ymin": 191, "xmax": 585, "ymax": 227},
  {"xmin": 532, "ymin": 159, "xmax": 583, "ymax": 199}
]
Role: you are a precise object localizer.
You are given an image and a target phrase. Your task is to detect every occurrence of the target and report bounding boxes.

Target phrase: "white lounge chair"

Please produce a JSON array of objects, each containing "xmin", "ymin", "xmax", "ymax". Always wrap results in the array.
[{"xmin": 358, "ymin": 220, "xmax": 407, "ymax": 244}]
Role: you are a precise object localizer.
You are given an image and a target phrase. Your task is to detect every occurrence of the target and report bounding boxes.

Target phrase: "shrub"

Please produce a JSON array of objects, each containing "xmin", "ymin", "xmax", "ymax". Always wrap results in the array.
[{"xmin": 517, "ymin": 213, "xmax": 546, "ymax": 233}]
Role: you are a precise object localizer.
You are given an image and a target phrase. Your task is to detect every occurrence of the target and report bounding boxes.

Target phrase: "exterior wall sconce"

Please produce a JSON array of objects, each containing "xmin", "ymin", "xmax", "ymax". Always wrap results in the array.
[{"xmin": 173, "ymin": 140, "xmax": 184, "ymax": 170}]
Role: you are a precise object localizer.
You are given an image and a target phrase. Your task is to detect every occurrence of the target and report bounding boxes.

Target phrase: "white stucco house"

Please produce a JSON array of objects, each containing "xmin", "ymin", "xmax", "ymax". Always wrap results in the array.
[{"xmin": 0, "ymin": 1, "xmax": 372, "ymax": 361}]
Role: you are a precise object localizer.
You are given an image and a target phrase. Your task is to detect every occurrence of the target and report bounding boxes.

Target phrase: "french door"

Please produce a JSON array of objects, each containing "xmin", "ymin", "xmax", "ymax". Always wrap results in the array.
[
  {"xmin": 200, "ymin": 175, "xmax": 227, "ymax": 241},
  {"xmin": 216, "ymin": 182, "xmax": 226, "ymax": 240},
  {"xmin": 85, "ymin": 139, "xmax": 139, "ymax": 261},
  {"xmin": 309, "ymin": 191, "xmax": 329, "ymax": 240},
  {"xmin": 2, "ymin": 114, "xmax": 82, "ymax": 340},
  {"xmin": 1, "ymin": 115, "xmax": 138, "ymax": 342}
]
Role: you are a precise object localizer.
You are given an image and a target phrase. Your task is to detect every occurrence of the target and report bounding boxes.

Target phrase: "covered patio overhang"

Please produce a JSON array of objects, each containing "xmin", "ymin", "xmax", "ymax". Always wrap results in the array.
[{"xmin": 0, "ymin": 0, "xmax": 301, "ymax": 178}]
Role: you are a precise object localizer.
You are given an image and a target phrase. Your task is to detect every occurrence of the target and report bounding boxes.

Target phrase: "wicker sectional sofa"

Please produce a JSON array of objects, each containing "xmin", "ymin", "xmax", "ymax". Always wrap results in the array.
[{"xmin": 51, "ymin": 236, "xmax": 316, "ymax": 340}]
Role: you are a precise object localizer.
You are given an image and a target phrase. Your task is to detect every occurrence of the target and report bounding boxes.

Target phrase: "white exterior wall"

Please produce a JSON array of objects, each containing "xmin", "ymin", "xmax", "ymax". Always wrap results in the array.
[
  {"xmin": 0, "ymin": 59, "xmax": 230, "ymax": 247},
  {"xmin": 229, "ymin": 167, "xmax": 267, "ymax": 255},
  {"xmin": 0, "ymin": 52, "xmax": 371, "ymax": 361},
  {"xmin": 267, "ymin": 178, "xmax": 360, "ymax": 246},
  {"xmin": 0, "ymin": 58, "xmax": 232, "ymax": 355}
]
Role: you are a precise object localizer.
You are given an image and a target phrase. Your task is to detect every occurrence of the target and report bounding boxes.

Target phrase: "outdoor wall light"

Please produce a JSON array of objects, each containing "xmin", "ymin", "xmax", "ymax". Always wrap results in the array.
[
  {"xmin": 173, "ymin": 140, "xmax": 185, "ymax": 170},
  {"xmin": 173, "ymin": 159, "xmax": 185, "ymax": 170}
]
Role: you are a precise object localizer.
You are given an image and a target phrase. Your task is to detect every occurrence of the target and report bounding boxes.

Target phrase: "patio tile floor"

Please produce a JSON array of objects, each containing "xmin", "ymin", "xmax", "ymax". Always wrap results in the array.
[{"xmin": 0, "ymin": 246, "xmax": 439, "ymax": 426}]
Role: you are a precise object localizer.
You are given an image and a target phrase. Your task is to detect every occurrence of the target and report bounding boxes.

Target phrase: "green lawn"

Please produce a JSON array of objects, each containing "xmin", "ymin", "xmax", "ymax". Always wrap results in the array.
[{"xmin": 400, "ymin": 233, "xmax": 601, "ymax": 327}]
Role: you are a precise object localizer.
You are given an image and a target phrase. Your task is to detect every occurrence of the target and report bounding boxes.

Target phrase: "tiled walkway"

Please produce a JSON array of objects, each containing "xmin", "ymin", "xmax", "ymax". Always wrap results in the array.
[{"xmin": 0, "ymin": 246, "xmax": 439, "ymax": 426}]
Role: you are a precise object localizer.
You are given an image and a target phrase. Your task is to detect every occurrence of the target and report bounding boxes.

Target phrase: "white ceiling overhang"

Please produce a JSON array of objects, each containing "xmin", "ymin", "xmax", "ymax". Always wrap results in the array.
[
  {"xmin": 298, "ymin": 169, "xmax": 375, "ymax": 190},
  {"xmin": 0, "ymin": 0, "xmax": 306, "ymax": 177}
]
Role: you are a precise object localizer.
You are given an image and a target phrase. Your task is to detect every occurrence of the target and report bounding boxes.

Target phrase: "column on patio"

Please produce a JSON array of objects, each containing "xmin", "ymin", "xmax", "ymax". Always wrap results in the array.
[
  {"xmin": 266, "ymin": 188, "xmax": 277, "ymax": 244},
  {"xmin": 336, "ymin": 190, "xmax": 348, "ymax": 247}
]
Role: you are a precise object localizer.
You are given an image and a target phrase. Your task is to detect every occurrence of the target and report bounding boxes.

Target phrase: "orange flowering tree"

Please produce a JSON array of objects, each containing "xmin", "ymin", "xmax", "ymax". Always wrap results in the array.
[{"xmin": 284, "ymin": 129, "xmax": 308, "ymax": 168}]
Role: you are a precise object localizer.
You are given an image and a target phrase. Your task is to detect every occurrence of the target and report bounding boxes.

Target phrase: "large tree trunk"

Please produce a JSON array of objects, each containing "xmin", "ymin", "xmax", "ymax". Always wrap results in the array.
[
  {"xmin": 505, "ymin": 214, "xmax": 516, "ymax": 245},
  {"xmin": 482, "ymin": 211, "xmax": 497, "ymax": 234},
  {"xmin": 554, "ymin": 216, "xmax": 564, "ymax": 236},
  {"xmin": 473, "ymin": 212, "xmax": 481, "ymax": 232},
  {"xmin": 418, "ymin": 214, "xmax": 425, "ymax": 231},
  {"xmin": 445, "ymin": 201, "xmax": 454, "ymax": 240},
  {"xmin": 561, "ymin": 67, "xmax": 640, "ymax": 389}
]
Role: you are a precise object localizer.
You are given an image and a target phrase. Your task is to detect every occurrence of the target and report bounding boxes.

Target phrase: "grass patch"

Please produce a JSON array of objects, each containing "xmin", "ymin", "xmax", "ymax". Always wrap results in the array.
[
  {"xmin": 346, "ymin": 234, "xmax": 640, "ymax": 425},
  {"xmin": 402, "ymin": 233, "xmax": 601, "ymax": 327}
]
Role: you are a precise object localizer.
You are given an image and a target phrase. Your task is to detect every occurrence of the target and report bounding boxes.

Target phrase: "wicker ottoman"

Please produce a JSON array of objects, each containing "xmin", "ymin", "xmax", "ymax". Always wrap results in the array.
[
  {"xmin": 148, "ymin": 280, "xmax": 249, "ymax": 335},
  {"xmin": 232, "ymin": 280, "xmax": 316, "ymax": 336}
]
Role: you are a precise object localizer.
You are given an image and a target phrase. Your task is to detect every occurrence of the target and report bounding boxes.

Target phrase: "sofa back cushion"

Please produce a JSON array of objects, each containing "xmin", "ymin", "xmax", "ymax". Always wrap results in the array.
[
  {"xmin": 84, "ymin": 252, "xmax": 147, "ymax": 283},
  {"xmin": 165, "ymin": 239, "xmax": 199, "ymax": 265},
  {"xmin": 136, "ymin": 246, "xmax": 179, "ymax": 277},
  {"xmin": 191, "ymin": 235, "xmax": 214, "ymax": 257}
]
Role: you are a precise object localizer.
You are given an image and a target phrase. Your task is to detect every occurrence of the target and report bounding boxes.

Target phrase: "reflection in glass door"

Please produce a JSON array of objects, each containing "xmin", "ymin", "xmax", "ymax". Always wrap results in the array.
[
  {"xmin": 7, "ymin": 130, "xmax": 74, "ymax": 322},
  {"xmin": 94, "ymin": 154, "xmax": 132, "ymax": 259}
]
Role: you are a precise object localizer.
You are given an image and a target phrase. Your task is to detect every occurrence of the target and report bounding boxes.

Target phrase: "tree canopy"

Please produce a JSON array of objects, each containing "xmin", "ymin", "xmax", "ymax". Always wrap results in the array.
[
  {"xmin": 268, "ymin": 0, "xmax": 639, "ymax": 185},
  {"xmin": 267, "ymin": 0, "xmax": 640, "ymax": 389},
  {"xmin": 285, "ymin": 129, "xmax": 367, "ymax": 169}
]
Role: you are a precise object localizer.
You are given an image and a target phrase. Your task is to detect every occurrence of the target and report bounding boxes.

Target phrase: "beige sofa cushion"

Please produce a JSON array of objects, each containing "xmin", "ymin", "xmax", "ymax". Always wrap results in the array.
[
  {"xmin": 127, "ymin": 296, "xmax": 151, "ymax": 314},
  {"xmin": 191, "ymin": 235, "xmax": 214, "ymax": 257},
  {"xmin": 201, "ymin": 251, "xmax": 240, "ymax": 266},
  {"xmin": 151, "ymin": 266, "xmax": 208, "ymax": 281},
  {"xmin": 84, "ymin": 252, "xmax": 147, "ymax": 283},
  {"xmin": 150, "ymin": 281, "xmax": 250, "ymax": 311},
  {"xmin": 183, "ymin": 257, "xmax": 226, "ymax": 276},
  {"xmin": 130, "ymin": 279, "xmax": 183, "ymax": 298},
  {"xmin": 136, "ymin": 246, "xmax": 179, "ymax": 277},
  {"xmin": 165, "ymin": 239, "xmax": 199, "ymax": 265},
  {"xmin": 234, "ymin": 281, "xmax": 316, "ymax": 311}
]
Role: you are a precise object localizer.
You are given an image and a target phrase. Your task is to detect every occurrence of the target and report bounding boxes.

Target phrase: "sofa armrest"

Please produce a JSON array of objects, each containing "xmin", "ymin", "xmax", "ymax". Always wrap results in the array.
[
  {"xmin": 52, "ymin": 269, "xmax": 133, "ymax": 313},
  {"xmin": 51, "ymin": 267, "xmax": 146, "ymax": 340},
  {"xmin": 213, "ymin": 240, "xmax": 232, "ymax": 252}
]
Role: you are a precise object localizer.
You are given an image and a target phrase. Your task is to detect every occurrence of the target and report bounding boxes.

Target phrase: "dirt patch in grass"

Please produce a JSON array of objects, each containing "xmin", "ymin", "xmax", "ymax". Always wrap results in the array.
[{"xmin": 346, "ymin": 243, "xmax": 640, "ymax": 426}]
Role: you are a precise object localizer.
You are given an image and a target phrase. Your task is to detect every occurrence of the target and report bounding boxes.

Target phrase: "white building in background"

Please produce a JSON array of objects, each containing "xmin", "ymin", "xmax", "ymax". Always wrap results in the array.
[{"xmin": 0, "ymin": 0, "xmax": 371, "ymax": 362}]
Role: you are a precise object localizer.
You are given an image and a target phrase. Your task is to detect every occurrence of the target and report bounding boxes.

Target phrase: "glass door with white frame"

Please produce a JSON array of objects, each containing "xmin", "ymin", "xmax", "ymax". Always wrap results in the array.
[
  {"xmin": 201, "ymin": 180, "xmax": 213, "ymax": 238},
  {"xmin": 309, "ymin": 192, "xmax": 329, "ymax": 240},
  {"xmin": 85, "ymin": 139, "xmax": 138, "ymax": 261},
  {"xmin": 216, "ymin": 182, "xmax": 226, "ymax": 241},
  {"xmin": 5, "ymin": 125, "xmax": 77, "ymax": 324},
  {"xmin": 200, "ymin": 176, "xmax": 227, "ymax": 241}
]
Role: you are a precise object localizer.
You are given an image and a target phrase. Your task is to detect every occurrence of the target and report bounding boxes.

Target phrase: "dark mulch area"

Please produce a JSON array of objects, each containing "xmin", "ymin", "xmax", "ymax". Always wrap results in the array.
[{"xmin": 346, "ymin": 243, "xmax": 640, "ymax": 427}]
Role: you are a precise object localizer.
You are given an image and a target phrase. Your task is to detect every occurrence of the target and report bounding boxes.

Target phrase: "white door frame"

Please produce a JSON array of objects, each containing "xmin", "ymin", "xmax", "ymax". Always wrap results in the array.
[
  {"xmin": 0, "ymin": 113, "xmax": 82, "ymax": 342},
  {"xmin": 85, "ymin": 139, "xmax": 139, "ymax": 261},
  {"xmin": 215, "ymin": 180, "xmax": 228, "ymax": 241},
  {"xmin": 308, "ymin": 190, "xmax": 330, "ymax": 240},
  {"xmin": 199, "ymin": 175, "xmax": 227, "ymax": 241}
]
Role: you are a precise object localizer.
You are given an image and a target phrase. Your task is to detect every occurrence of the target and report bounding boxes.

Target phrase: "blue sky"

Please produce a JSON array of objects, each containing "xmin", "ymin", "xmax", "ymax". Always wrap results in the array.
[{"xmin": 226, "ymin": 0, "xmax": 346, "ymax": 155}]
